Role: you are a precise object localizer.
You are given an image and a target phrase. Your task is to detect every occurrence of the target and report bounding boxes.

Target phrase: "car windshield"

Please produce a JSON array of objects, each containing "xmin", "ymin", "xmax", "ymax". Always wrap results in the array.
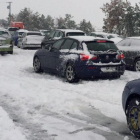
[
  {"xmin": 66, "ymin": 32, "xmax": 85, "ymax": 36},
  {"xmin": 84, "ymin": 41, "xmax": 118, "ymax": 51},
  {"xmin": 8, "ymin": 28, "xmax": 19, "ymax": 31},
  {"xmin": 18, "ymin": 32, "xmax": 25, "ymax": 35},
  {"xmin": 0, "ymin": 31, "xmax": 9, "ymax": 37},
  {"xmin": 42, "ymin": 31, "xmax": 50, "ymax": 35},
  {"xmin": 27, "ymin": 33, "xmax": 42, "ymax": 36}
]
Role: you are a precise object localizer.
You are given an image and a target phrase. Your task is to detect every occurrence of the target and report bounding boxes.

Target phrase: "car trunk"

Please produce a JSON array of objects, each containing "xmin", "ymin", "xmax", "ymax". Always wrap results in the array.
[
  {"xmin": 90, "ymin": 51, "xmax": 120, "ymax": 63},
  {"xmin": 26, "ymin": 35, "xmax": 44, "ymax": 44},
  {"xmin": 84, "ymin": 40, "xmax": 121, "ymax": 64}
]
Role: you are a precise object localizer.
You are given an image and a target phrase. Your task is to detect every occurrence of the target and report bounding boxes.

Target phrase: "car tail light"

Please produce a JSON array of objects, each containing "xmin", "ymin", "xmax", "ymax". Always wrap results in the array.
[
  {"xmin": 80, "ymin": 54, "xmax": 97, "ymax": 61},
  {"xmin": 96, "ymin": 40, "xmax": 106, "ymax": 43},
  {"xmin": 116, "ymin": 54, "xmax": 124, "ymax": 60},
  {"xmin": 80, "ymin": 54, "xmax": 89, "ymax": 61},
  {"xmin": 90, "ymin": 56, "xmax": 97, "ymax": 60},
  {"xmin": 88, "ymin": 66, "xmax": 95, "ymax": 69}
]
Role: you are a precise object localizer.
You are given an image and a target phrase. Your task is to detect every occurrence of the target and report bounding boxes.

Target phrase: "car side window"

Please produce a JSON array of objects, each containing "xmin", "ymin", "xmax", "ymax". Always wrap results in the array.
[
  {"xmin": 52, "ymin": 39, "xmax": 64, "ymax": 50},
  {"xmin": 96, "ymin": 35, "xmax": 104, "ymax": 38},
  {"xmin": 70, "ymin": 41, "xmax": 78, "ymax": 50},
  {"xmin": 131, "ymin": 39, "xmax": 140, "ymax": 46},
  {"xmin": 49, "ymin": 31, "xmax": 55, "ymax": 38},
  {"xmin": 59, "ymin": 32, "xmax": 64, "ymax": 37},
  {"xmin": 91, "ymin": 33, "xmax": 96, "ymax": 37},
  {"xmin": 117, "ymin": 39, "xmax": 131, "ymax": 46},
  {"xmin": 61, "ymin": 39, "xmax": 74, "ymax": 50},
  {"xmin": 54, "ymin": 31, "xmax": 59, "ymax": 37}
]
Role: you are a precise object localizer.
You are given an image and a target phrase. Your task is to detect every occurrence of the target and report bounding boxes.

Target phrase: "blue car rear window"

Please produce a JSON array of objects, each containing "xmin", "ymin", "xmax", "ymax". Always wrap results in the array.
[{"xmin": 85, "ymin": 41, "xmax": 118, "ymax": 51}]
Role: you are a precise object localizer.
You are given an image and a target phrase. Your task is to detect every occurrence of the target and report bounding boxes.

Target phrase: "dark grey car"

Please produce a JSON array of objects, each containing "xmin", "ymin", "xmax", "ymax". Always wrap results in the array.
[
  {"xmin": 122, "ymin": 79, "xmax": 140, "ymax": 138},
  {"xmin": 41, "ymin": 29, "xmax": 86, "ymax": 49},
  {"xmin": 117, "ymin": 37, "xmax": 140, "ymax": 71}
]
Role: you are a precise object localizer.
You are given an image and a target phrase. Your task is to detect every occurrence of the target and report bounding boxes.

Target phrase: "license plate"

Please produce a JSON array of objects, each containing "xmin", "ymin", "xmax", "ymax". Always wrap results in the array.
[{"xmin": 101, "ymin": 67, "xmax": 116, "ymax": 72}]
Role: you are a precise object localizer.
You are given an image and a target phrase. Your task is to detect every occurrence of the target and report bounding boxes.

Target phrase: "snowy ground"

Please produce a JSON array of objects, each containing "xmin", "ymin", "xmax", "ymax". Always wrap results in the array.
[{"xmin": 0, "ymin": 47, "xmax": 139, "ymax": 140}]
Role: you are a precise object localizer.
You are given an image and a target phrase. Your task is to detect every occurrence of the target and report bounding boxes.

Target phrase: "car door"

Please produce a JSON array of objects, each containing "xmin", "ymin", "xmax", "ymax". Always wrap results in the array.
[
  {"xmin": 55, "ymin": 38, "xmax": 75, "ymax": 74},
  {"xmin": 43, "ymin": 39, "xmax": 65, "ymax": 72}
]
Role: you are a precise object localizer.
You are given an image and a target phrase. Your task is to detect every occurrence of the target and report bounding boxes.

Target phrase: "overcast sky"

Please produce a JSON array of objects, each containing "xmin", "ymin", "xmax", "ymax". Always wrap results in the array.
[{"xmin": 0, "ymin": 0, "xmax": 140, "ymax": 29}]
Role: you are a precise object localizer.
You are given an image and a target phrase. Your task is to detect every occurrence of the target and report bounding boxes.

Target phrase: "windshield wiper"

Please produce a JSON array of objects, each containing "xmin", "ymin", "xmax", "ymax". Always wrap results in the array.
[{"xmin": 107, "ymin": 49, "xmax": 117, "ymax": 53}]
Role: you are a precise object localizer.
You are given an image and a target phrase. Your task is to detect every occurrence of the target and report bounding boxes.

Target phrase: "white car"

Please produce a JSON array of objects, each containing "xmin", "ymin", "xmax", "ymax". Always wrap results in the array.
[
  {"xmin": 18, "ymin": 31, "xmax": 44, "ymax": 49},
  {"xmin": 89, "ymin": 32, "xmax": 109, "ymax": 39},
  {"xmin": 13, "ymin": 29, "xmax": 28, "ymax": 46},
  {"xmin": 89, "ymin": 32, "xmax": 123, "ymax": 44},
  {"xmin": 39, "ymin": 30, "xmax": 50, "ymax": 36}
]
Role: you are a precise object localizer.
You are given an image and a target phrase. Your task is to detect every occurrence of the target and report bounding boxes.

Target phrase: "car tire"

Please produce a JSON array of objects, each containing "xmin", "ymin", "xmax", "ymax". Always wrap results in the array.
[
  {"xmin": 9, "ymin": 51, "xmax": 13, "ymax": 54},
  {"xmin": 126, "ymin": 98, "xmax": 140, "ymax": 138},
  {"xmin": 134, "ymin": 58, "xmax": 140, "ymax": 71},
  {"xmin": 65, "ymin": 63, "xmax": 79, "ymax": 83},
  {"xmin": 41, "ymin": 44, "xmax": 44, "ymax": 49},
  {"xmin": 33, "ymin": 56, "xmax": 42, "ymax": 73}
]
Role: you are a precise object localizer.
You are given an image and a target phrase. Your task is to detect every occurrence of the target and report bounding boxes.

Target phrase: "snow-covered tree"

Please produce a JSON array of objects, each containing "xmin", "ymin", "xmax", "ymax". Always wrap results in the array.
[
  {"xmin": 78, "ymin": 19, "xmax": 95, "ymax": 34},
  {"xmin": 101, "ymin": 0, "xmax": 130, "ymax": 35}
]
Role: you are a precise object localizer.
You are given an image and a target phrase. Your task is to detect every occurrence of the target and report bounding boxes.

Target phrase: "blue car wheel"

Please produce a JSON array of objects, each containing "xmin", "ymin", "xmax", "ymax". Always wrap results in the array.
[{"xmin": 65, "ymin": 63, "xmax": 79, "ymax": 83}]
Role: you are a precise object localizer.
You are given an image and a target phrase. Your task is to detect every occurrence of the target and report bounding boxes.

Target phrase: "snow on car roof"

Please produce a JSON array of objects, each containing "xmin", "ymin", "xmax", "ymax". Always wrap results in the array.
[
  {"xmin": 17, "ymin": 29, "xmax": 28, "ymax": 33},
  {"xmin": 128, "ymin": 36, "xmax": 140, "ymax": 39},
  {"xmin": 27, "ymin": 31, "xmax": 41, "ymax": 33},
  {"xmin": 91, "ymin": 32, "xmax": 108, "ymax": 35},
  {"xmin": 40, "ymin": 30, "xmax": 48, "ymax": 31},
  {"xmin": 0, "ymin": 28, "xmax": 8, "ymax": 32},
  {"xmin": 57, "ymin": 29, "xmax": 84, "ymax": 33},
  {"xmin": 68, "ymin": 36, "xmax": 111, "ymax": 42}
]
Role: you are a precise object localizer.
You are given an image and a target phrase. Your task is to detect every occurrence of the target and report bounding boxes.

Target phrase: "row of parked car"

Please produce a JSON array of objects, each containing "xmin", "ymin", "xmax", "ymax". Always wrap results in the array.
[
  {"xmin": 1, "ymin": 28, "xmax": 140, "ymax": 73},
  {"xmin": 33, "ymin": 32, "xmax": 140, "ymax": 138},
  {"xmin": 1, "ymin": 27, "xmax": 140, "ymax": 138}
]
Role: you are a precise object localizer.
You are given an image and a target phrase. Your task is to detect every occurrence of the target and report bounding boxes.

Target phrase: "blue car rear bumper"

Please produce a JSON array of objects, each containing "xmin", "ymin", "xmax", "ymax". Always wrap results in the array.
[{"xmin": 75, "ymin": 65, "xmax": 125, "ymax": 78}]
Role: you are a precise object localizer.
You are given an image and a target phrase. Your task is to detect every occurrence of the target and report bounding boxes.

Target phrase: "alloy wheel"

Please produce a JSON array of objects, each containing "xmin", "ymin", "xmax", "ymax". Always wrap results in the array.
[
  {"xmin": 129, "ymin": 107, "xmax": 140, "ymax": 131},
  {"xmin": 33, "ymin": 57, "xmax": 41, "ymax": 72},
  {"xmin": 66, "ymin": 65, "xmax": 74, "ymax": 81}
]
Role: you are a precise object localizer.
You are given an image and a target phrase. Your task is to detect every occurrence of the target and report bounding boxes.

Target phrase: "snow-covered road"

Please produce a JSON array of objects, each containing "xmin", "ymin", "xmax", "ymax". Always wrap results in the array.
[{"xmin": 0, "ymin": 47, "xmax": 139, "ymax": 140}]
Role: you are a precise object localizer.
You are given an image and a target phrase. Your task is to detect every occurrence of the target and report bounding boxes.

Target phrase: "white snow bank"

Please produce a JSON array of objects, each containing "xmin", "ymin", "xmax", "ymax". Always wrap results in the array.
[{"xmin": 0, "ymin": 106, "xmax": 27, "ymax": 140}]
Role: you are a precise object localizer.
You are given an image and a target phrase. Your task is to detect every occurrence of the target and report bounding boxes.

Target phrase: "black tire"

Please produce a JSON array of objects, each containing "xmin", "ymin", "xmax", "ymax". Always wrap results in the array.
[
  {"xmin": 65, "ymin": 63, "xmax": 79, "ymax": 83},
  {"xmin": 126, "ymin": 98, "xmax": 140, "ymax": 138},
  {"xmin": 41, "ymin": 44, "xmax": 43, "ymax": 49},
  {"xmin": 9, "ymin": 51, "xmax": 13, "ymax": 54},
  {"xmin": 33, "ymin": 56, "xmax": 42, "ymax": 73},
  {"xmin": 134, "ymin": 58, "xmax": 140, "ymax": 71}
]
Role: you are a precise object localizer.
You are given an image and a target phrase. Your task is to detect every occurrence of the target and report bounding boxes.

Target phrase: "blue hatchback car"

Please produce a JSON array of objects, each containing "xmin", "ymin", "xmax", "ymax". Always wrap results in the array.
[
  {"xmin": 33, "ymin": 36, "xmax": 125, "ymax": 82},
  {"xmin": 122, "ymin": 79, "xmax": 140, "ymax": 138}
]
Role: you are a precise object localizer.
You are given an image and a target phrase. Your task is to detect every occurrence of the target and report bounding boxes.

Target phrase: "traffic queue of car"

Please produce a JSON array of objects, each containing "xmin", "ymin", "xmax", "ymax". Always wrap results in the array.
[{"xmin": 1, "ymin": 27, "xmax": 140, "ymax": 138}]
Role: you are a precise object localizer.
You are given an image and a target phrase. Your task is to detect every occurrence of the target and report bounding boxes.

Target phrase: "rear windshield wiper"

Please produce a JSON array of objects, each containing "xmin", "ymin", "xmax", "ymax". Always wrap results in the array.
[{"xmin": 107, "ymin": 49, "xmax": 117, "ymax": 53}]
